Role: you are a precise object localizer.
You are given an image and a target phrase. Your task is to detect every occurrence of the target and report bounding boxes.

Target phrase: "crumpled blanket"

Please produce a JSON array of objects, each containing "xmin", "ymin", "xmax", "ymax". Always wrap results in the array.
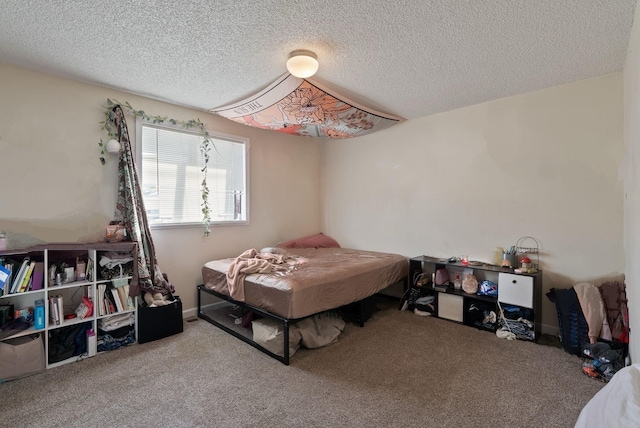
[
  {"xmin": 575, "ymin": 363, "xmax": 640, "ymax": 428},
  {"xmin": 574, "ymin": 282, "xmax": 612, "ymax": 343},
  {"xmin": 226, "ymin": 248, "xmax": 300, "ymax": 301}
]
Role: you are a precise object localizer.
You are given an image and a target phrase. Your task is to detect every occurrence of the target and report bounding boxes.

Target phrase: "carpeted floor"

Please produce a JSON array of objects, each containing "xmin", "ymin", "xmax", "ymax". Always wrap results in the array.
[
  {"xmin": 1, "ymin": 298, "xmax": 603, "ymax": 427},
  {"xmin": 537, "ymin": 332, "xmax": 564, "ymax": 349}
]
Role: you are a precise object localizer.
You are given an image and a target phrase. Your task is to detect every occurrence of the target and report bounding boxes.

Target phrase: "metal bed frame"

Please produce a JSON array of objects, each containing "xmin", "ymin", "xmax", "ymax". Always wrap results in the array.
[{"xmin": 197, "ymin": 284, "xmax": 382, "ymax": 365}]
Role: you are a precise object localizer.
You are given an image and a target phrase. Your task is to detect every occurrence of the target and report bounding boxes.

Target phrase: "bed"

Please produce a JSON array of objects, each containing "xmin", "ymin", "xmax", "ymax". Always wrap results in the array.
[{"xmin": 197, "ymin": 234, "xmax": 408, "ymax": 364}]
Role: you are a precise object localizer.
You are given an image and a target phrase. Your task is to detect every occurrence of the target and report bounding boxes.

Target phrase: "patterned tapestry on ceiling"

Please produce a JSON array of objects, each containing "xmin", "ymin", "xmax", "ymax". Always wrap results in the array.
[{"xmin": 210, "ymin": 74, "xmax": 404, "ymax": 139}]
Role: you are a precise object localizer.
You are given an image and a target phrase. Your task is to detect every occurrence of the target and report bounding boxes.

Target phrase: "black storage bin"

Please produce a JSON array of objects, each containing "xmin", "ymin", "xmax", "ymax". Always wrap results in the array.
[
  {"xmin": 138, "ymin": 295, "xmax": 183, "ymax": 344},
  {"xmin": 340, "ymin": 295, "xmax": 376, "ymax": 326},
  {"xmin": 547, "ymin": 287, "xmax": 589, "ymax": 356}
]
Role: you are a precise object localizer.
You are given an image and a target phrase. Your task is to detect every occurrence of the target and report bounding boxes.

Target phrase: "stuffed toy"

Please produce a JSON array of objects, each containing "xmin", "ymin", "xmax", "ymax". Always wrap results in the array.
[{"xmin": 144, "ymin": 292, "xmax": 169, "ymax": 307}]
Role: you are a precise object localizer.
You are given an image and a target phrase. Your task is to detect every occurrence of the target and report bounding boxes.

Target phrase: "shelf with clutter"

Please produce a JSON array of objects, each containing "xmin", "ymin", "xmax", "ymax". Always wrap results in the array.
[
  {"xmin": 0, "ymin": 241, "xmax": 139, "ymax": 379},
  {"xmin": 407, "ymin": 246, "xmax": 542, "ymax": 342}
]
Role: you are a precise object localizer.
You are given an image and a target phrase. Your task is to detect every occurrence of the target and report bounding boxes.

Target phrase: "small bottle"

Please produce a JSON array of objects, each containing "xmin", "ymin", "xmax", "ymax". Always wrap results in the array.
[
  {"xmin": 0, "ymin": 231, "xmax": 6, "ymax": 251},
  {"xmin": 453, "ymin": 274, "xmax": 462, "ymax": 290}
]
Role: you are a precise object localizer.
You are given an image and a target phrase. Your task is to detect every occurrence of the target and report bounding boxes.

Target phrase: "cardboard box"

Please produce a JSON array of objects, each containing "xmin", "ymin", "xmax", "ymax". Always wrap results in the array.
[
  {"xmin": 138, "ymin": 295, "xmax": 183, "ymax": 344},
  {"xmin": 0, "ymin": 333, "xmax": 45, "ymax": 381}
]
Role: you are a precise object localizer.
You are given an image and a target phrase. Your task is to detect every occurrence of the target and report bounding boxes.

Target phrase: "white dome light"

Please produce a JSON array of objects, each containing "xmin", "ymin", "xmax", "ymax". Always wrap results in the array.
[
  {"xmin": 286, "ymin": 50, "xmax": 319, "ymax": 78},
  {"xmin": 106, "ymin": 139, "xmax": 121, "ymax": 154}
]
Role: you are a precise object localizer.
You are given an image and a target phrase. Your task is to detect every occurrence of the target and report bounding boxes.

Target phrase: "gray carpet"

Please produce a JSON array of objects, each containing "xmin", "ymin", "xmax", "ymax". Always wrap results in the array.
[{"xmin": 1, "ymin": 300, "xmax": 603, "ymax": 427}]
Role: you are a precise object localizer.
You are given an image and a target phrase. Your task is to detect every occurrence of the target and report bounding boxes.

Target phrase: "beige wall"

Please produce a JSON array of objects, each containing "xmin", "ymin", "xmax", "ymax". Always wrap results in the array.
[
  {"xmin": 0, "ymin": 61, "xmax": 629, "ymax": 341},
  {"xmin": 624, "ymin": 5, "xmax": 640, "ymax": 364},
  {"xmin": 322, "ymin": 74, "xmax": 625, "ymax": 334},
  {"xmin": 0, "ymin": 63, "xmax": 322, "ymax": 312}
]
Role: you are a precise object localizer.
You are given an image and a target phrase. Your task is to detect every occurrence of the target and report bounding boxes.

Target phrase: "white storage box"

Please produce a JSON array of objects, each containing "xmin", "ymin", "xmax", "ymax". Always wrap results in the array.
[
  {"xmin": 498, "ymin": 273, "xmax": 534, "ymax": 308},
  {"xmin": 437, "ymin": 293, "xmax": 464, "ymax": 322}
]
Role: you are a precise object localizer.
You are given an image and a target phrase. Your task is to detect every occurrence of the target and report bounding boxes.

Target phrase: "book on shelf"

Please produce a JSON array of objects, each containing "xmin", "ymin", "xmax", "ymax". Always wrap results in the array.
[
  {"xmin": 110, "ymin": 287, "xmax": 125, "ymax": 313},
  {"xmin": 112, "ymin": 278, "xmax": 134, "ymax": 311},
  {"xmin": 0, "ymin": 264, "xmax": 10, "ymax": 292},
  {"xmin": 18, "ymin": 260, "xmax": 36, "ymax": 293},
  {"xmin": 97, "ymin": 283, "xmax": 105, "ymax": 316},
  {"xmin": 10, "ymin": 257, "xmax": 30, "ymax": 294},
  {"xmin": 1, "ymin": 261, "xmax": 13, "ymax": 295},
  {"xmin": 49, "ymin": 295, "xmax": 61, "ymax": 325},
  {"xmin": 56, "ymin": 295, "xmax": 63, "ymax": 322},
  {"xmin": 117, "ymin": 285, "xmax": 134, "ymax": 311},
  {"xmin": 104, "ymin": 291, "xmax": 115, "ymax": 315},
  {"xmin": 99, "ymin": 283, "xmax": 116, "ymax": 315},
  {"xmin": 30, "ymin": 262, "xmax": 44, "ymax": 291}
]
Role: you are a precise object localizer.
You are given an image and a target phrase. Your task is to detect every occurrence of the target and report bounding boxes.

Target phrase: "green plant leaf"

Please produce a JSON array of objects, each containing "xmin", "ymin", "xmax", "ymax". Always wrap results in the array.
[{"xmin": 99, "ymin": 98, "xmax": 215, "ymax": 236}]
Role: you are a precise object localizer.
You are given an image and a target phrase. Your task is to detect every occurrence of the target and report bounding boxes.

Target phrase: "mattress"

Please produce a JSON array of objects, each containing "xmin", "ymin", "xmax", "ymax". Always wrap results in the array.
[{"xmin": 202, "ymin": 247, "xmax": 408, "ymax": 319}]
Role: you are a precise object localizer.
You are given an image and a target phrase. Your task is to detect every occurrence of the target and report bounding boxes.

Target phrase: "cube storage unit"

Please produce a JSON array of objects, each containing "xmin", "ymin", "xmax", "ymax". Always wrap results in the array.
[
  {"xmin": 0, "ymin": 242, "xmax": 138, "ymax": 370},
  {"xmin": 410, "ymin": 255, "xmax": 542, "ymax": 341}
]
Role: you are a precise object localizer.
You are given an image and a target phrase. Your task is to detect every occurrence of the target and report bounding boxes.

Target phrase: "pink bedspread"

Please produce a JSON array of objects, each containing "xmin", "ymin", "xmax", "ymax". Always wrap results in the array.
[{"xmin": 202, "ymin": 247, "xmax": 408, "ymax": 319}]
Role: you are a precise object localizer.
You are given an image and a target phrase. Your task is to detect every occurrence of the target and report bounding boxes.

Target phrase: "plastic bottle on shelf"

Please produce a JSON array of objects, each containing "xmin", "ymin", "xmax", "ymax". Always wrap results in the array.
[{"xmin": 453, "ymin": 274, "xmax": 462, "ymax": 290}]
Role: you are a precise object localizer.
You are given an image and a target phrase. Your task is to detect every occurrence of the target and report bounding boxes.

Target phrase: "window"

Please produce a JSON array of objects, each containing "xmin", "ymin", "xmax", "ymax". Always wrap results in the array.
[{"xmin": 137, "ymin": 121, "xmax": 248, "ymax": 228}]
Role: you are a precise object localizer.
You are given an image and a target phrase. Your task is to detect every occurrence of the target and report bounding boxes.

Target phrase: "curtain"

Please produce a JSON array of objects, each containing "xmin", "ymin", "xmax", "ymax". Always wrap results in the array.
[{"xmin": 111, "ymin": 105, "xmax": 174, "ymax": 296}]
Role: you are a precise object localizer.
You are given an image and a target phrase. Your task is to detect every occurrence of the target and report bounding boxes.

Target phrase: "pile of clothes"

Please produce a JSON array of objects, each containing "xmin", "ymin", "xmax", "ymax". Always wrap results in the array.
[
  {"xmin": 97, "ymin": 312, "xmax": 135, "ymax": 352},
  {"xmin": 548, "ymin": 280, "xmax": 629, "ymax": 382},
  {"xmin": 581, "ymin": 341, "xmax": 626, "ymax": 382}
]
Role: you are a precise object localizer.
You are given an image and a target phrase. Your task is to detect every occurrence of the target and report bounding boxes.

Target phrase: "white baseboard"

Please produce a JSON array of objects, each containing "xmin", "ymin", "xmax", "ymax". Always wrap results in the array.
[
  {"xmin": 541, "ymin": 323, "xmax": 559, "ymax": 337},
  {"xmin": 183, "ymin": 301, "xmax": 232, "ymax": 320},
  {"xmin": 183, "ymin": 307, "xmax": 197, "ymax": 320}
]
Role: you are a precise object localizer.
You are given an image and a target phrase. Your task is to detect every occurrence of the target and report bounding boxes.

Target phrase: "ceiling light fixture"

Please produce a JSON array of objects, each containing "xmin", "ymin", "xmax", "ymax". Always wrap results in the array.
[{"xmin": 286, "ymin": 50, "xmax": 319, "ymax": 78}]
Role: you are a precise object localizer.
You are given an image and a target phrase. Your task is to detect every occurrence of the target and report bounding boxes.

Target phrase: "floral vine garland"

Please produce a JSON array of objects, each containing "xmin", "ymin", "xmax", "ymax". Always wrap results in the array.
[{"xmin": 99, "ymin": 98, "xmax": 213, "ymax": 236}]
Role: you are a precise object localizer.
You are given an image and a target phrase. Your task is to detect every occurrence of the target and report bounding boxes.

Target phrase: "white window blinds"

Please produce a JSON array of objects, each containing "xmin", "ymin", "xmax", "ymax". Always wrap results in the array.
[{"xmin": 139, "ymin": 124, "xmax": 248, "ymax": 226}]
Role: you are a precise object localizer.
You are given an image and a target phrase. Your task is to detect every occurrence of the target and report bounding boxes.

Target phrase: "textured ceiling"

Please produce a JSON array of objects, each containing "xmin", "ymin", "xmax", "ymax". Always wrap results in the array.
[{"xmin": 0, "ymin": 0, "xmax": 637, "ymax": 121}]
